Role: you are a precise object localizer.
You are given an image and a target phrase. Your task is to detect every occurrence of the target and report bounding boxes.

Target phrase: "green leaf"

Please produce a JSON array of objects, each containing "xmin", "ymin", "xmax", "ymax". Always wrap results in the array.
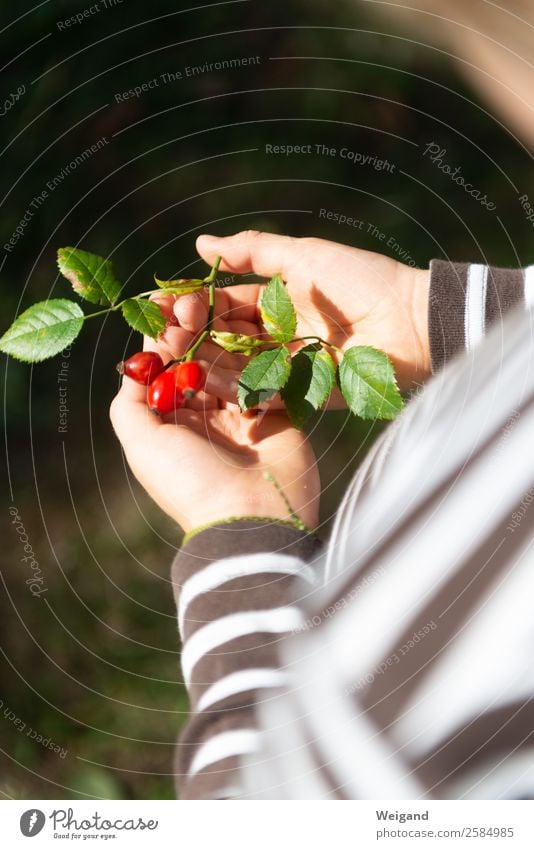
[
  {"xmin": 237, "ymin": 346, "xmax": 291, "ymax": 410},
  {"xmin": 260, "ymin": 273, "xmax": 297, "ymax": 343},
  {"xmin": 154, "ymin": 275, "xmax": 205, "ymax": 295},
  {"xmin": 210, "ymin": 330, "xmax": 265, "ymax": 356},
  {"xmin": 121, "ymin": 299, "xmax": 166, "ymax": 339},
  {"xmin": 338, "ymin": 345, "xmax": 403, "ymax": 420},
  {"xmin": 281, "ymin": 344, "xmax": 336, "ymax": 427},
  {"xmin": 0, "ymin": 299, "xmax": 84, "ymax": 362},
  {"xmin": 57, "ymin": 247, "xmax": 121, "ymax": 306}
]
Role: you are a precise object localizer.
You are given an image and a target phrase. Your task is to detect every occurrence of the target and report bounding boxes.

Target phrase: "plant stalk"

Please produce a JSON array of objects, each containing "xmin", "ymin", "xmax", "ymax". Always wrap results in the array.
[
  {"xmin": 184, "ymin": 279, "xmax": 215, "ymax": 361},
  {"xmin": 291, "ymin": 335, "xmax": 344, "ymax": 355}
]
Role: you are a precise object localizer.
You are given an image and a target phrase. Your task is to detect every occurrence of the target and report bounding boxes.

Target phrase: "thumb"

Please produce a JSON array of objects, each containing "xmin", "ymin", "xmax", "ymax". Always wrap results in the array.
[
  {"xmin": 109, "ymin": 377, "xmax": 161, "ymax": 457},
  {"xmin": 196, "ymin": 230, "xmax": 303, "ymax": 279}
]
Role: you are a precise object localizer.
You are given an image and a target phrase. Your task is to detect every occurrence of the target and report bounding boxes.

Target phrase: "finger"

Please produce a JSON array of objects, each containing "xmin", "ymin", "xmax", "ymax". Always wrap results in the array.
[
  {"xmin": 218, "ymin": 284, "xmax": 262, "ymax": 323},
  {"xmin": 196, "ymin": 230, "xmax": 303, "ymax": 278},
  {"xmin": 149, "ymin": 293, "xmax": 177, "ymax": 322},
  {"xmin": 144, "ymin": 325, "xmax": 194, "ymax": 362},
  {"xmin": 201, "ymin": 360, "xmax": 284, "ymax": 410},
  {"xmin": 225, "ymin": 319, "xmax": 263, "ymax": 337},
  {"xmin": 142, "ymin": 293, "xmax": 192, "ymax": 361},
  {"xmin": 190, "ymin": 342, "xmax": 244, "ymax": 371},
  {"xmin": 173, "ymin": 285, "xmax": 263, "ymax": 331},
  {"xmin": 181, "ymin": 384, "xmax": 219, "ymax": 411},
  {"xmin": 112, "ymin": 372, "xmax": 219, "ymax": 449},
  {"xmin": 110, "ymin": 385, "xmax": 213, "ymax": 520},
  {"xmin": 143, "ymin": 295, "xmax": 194, "ymax": 361},
  {"xmin": 173, "ymin": 290, "xmax": 209, "ymax": 333},
  {"xmin": 201, "ymin": 361, "xmax": 240, "ymax": 404},
  {"xmin": 110, "ymin": 380, "xmax": 161, "ymax": 453}
]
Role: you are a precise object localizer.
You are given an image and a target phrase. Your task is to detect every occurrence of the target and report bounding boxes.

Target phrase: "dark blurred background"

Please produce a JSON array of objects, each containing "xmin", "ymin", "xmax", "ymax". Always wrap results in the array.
[{"xmin": 1, "ymin": 0, "xmax": 532, "ymax": 800}]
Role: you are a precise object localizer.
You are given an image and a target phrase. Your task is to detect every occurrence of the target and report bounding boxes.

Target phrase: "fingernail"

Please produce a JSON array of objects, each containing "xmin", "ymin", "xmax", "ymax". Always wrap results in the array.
[{"xmin": 199, "ymin": 233, "xmax": 220, "ymax": 244}]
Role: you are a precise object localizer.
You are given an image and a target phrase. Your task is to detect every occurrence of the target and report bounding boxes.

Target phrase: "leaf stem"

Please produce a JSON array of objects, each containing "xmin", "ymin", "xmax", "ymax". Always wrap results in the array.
[
  {"xmin": 135, "ymin": 288, "xmax": 166, "ymax": 299},
  {"xmin": 159, "ymin": 258, "xmax": 222, "ymax": 370},
  {"xmin": 81, "ymin": 302, "xmax": 123, "ymax": 321},
  {"xmin": 203, "ymin": 255, "xmax": 222, "ymax": 284},
  {"xmin": 291, "ymin": 335, "xmax": 344, "ymax": 355},
  {"xmin": 208, "ymin": 277, "xmax": 215, "ymax": 324},
  {"xmin": 80, "ymin": 258, "xmax": 223, "ymax": 329},
  {"xmin": 184, "ymin": 279, "xmax": 216, "ymax": 361}
]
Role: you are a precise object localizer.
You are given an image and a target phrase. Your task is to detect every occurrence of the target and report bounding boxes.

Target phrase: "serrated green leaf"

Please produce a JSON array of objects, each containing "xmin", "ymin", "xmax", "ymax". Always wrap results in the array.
[
  {"xmin": 281, "ymin": 344, "xmax": 336, "ymax": 427},
  {"xmin": 338, "ymin": 345, "xmax": 403, "ymax": 420},
  {"xmin": 260, "ymin": 273, "xmax": 297, "ymax": 343},
  {"xmin": 154, "ymin": 275, "xmax": 205, "ymax": 295},
  {"xmin": 0, "ymin": 299, "xmax": 84, "ymax": 362},
  {"xmin": 210, "ymin": 330, "xmax": 265, "ymax": 356},
  {"xmin": 301, "ymin": 344, "xmax": 336, "ymax": 408},
  {"xmin": 57, "ymin": 247, "xmax": 121, "ymax": 306},
  {"xmin": 121, "ymin": 299, "xmax": 166, "ymax": 339},
  {"xmin": 237, "ymin": 346, "xmax": 291, "ymax": 410}
]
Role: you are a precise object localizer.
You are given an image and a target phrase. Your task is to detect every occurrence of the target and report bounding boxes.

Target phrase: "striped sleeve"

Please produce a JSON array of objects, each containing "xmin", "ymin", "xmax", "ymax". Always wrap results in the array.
[
  {"xmin": 241, "ymin": 297, "xmax": 534, "ymax": 799},
  {"xmin": 169, "ymin": 267, "xmax": 534, "ymax": 800},
  {"xmin": 428, "ymin": 259, "xmax": 531, "ymax": 371},
  {"xmin": 170, "ymin": 520, "xmax": 322, "ymax": 799}
]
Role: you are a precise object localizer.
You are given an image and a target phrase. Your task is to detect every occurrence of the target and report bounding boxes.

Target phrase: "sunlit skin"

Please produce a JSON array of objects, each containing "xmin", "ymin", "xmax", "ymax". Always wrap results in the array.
[
  {"xmin": 110, "ymin": 231, "xmax": 430, "ymax": 533},
  {"xmin": 110, "ymin": 285, "xmax": 320, "ymax": 533}
]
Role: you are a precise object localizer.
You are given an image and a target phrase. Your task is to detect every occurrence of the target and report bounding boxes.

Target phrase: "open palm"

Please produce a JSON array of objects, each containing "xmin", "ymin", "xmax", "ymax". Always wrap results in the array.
[{"xmin": 110, "ymin": 295, "xmax": 319, "ymax": 533}]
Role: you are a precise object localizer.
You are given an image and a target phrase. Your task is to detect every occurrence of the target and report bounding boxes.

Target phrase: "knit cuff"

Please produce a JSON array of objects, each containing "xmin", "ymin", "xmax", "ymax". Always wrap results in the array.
[{"xmin": 429, "ymin": 259, "xmax": 526, "ymax": 372}]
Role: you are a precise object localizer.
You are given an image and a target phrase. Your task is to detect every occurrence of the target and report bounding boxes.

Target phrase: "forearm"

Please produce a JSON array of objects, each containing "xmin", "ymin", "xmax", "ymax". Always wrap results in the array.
[{"xmin": 171, "ymin": 519, "xmax": 322, "ymax": 799}]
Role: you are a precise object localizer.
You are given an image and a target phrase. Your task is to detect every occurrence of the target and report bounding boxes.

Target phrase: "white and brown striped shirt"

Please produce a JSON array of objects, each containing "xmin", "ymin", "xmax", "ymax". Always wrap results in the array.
[{"xmin": 171, "ymin": 259, "xmax": 534, "ymax": 799}]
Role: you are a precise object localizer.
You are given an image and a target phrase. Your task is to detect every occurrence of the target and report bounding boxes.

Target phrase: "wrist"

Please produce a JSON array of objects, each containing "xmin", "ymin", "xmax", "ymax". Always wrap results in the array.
[
  {"xmin": 178, "ymin": 491, "xmax": 319, "ymax": 536},
  {"xmin": 401, "ymin": 263, "xmax": 432, "ymax": 387},
  {"xmin": 182, "ymin": 513, "xmax": 313, "ymax": 545}
]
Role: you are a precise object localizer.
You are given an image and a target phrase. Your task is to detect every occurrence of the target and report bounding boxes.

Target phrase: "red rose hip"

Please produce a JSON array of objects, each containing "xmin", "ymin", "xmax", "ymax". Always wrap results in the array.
[
  {"xmin": 147, "ymin": 371, "xmax": 185, "ymax": 416},
  {"xmin": 174, "ymin": 361, "xmax": 204, "ymax": 397},
  {"xmin": 117, "ymin": 351, "xmax": 164, "ymax": 385}
]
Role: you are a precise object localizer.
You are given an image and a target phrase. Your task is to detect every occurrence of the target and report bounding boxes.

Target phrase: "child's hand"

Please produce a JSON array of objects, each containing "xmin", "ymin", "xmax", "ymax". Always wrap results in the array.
[
  {"xmin": 185, "ymin": 230, "xmax": 431, "ymax": 394},
  {"xmin": 109, "ymin": 298, "xmax": 319, "ymax": 534}
]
